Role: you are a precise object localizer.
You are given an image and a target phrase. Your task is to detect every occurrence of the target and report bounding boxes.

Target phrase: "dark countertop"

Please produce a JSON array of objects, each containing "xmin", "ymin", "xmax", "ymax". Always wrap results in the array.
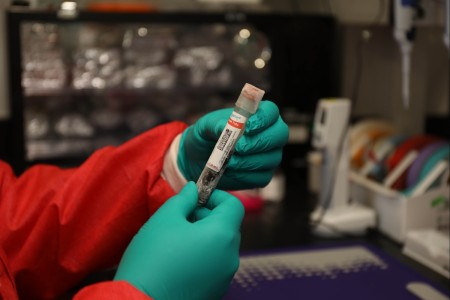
[
  {"xmin": 61, "ymin": 197, "xmax": 449, "ymax": 299},
  {"xmin": 240, "ymin": 200, "xmax": 450, "ymax": 293}
]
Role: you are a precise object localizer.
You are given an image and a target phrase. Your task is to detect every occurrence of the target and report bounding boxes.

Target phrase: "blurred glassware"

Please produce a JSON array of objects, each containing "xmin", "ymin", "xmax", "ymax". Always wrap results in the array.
[
  {"xmin": 122, "ymin": 25, "xmax": 176, "ymax": 64},
  {"xmin": 78, "ymin": 23, "xmax": 125, "ymax": 48},
  {"xmin": 90, "ymin": 108, "xmax": 124, "ymax": 130},
  {"xmin": 123, "ymin": 25, "xmax": 177, "ymax": 89},
  {"xmin": 233, "ymin": 26, "xmax": 271, "ymax": 69},
  {"xmin": 25, "ymin": 110, "xmax": 50, "ymax": 139},
  {"xmin": 73, "ymin": 47, "xmax": 123, "ymax": 89},
  {"xmin": 172, "ymin": 24, "xmax": 270, "ymax": 88},
  {"xmin": 173, "ymin": 46, "xmax": 227, "ymax": 86},
  {"xmin": 173, "ymin": 25, "xmax": 230, "ymax": 87},
  {"xmin": 27, "ymin": 140, "xmax": 56, "ymax": 161},
  {"xmin": 231, "ymin": 25, "xmax": 271, "ymax": 89},
  {"xmin": 27, "ymin": 139, "xmax": 93, "ymax": 160},
  {"xmin": 21, "ymin": 23, "xmax": 67, "ymax": 91},
  {"xmin": 54, "ymin": 113, "xmax": 95, "ymax": 137},
  {"xmin": 19, "ymin": 20, "xmax": 273, "ymax": 163},
  {"xmin": 73, "ymin": 24, "xmax": 125, "ymax": 89},
  {"xmin": 125, "ymin": 65, "xmax": 176, "ymax": 89}
]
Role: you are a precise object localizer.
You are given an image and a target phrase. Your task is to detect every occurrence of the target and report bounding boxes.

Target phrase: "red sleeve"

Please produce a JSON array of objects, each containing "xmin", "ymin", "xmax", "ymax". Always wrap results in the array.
[
  {"xmin": 0, "ymin": 121, "xmax": 187, "ymax": 299},
  {"xmin": 74, "ymin": 281, "xmax": 152, "ymax": 300}
]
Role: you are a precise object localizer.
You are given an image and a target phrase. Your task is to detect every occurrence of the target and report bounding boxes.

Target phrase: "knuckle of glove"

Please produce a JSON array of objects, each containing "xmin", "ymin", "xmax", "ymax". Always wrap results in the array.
[{"xmin": 226, "ymin": 170, "xmax": 273, "ymax": 188}]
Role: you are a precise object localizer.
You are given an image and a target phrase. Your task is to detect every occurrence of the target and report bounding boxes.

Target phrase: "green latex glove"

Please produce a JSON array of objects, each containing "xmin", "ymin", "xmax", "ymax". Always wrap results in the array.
[
  {"xmin": 178, "ymin": 100, "xmax": 289, "ymax": 190},
  {"xmin": 114, "ymin": 182, "xmax": 244, "ymax": 300}
]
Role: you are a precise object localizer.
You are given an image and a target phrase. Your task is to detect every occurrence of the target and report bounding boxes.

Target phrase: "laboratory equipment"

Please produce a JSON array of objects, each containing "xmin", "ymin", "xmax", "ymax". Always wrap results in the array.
[
  {"xmin": 6, "ymin": 10, "xmax": 336, "ymax": 173},
  {"xmin": 224, "ymin": 243, "xmax": 450, "ymax": 299},
  {"xmin": 349, "ymin": 119, "xmax": 397, "ymax": 169},
  {"xmin": 403, "ymin": 229, "xmax": 450, "ymax": 279},
  {"xmin": 57, "ymin": 1, "xmax": 78, "ymax": 19},
  {"xmin": 383, "ymin": 135, "xmax": 441, "ymax": 190},
  {"xmin": 359, "ymin": 135, "xmax": 408, "ymax": 181},
  {"xmin": 196, "ymin": 83, "xmax": 264, "ymax": 206},
  {"xmin": 393, "ymin": 0, "xmax": 419, "ymax": 109},
  {"xmin": 310, "ymin": 99, "xmax": 375, "ymax": 236},
  {"xmin": 406, "ymin": 141, "xmax": 448, "ymax": 188}
]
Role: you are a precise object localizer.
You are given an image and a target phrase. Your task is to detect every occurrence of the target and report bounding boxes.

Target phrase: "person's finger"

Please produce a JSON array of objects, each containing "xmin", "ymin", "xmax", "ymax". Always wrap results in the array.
[
  {"xmin": 191, "ymin": 207, "xmax": 211, "ymax": 221},
  {"xmin": 244, "ymin": 101, "xmax": 280, "ymax": 136},
  {"xmin": 228, "ymin": 148, "xmax": 283, "ymax": 172},
  {"xmin": 221, "ymin": 169, "xmax": 274, "ymax": 189},
  {"xmin": 196, "ymin": 108, "xmax": 233, "ymax": 141},
  {"xmin": 202, "ymin": 190, "xmax": 245, "ymax": 231},
  {"xmin": 236, "ymin": 116, "xmax": 289, "ymax": 154},
  {"xmin": 163, "ymin": 181, "xmax": 198, "ymax": 218}
]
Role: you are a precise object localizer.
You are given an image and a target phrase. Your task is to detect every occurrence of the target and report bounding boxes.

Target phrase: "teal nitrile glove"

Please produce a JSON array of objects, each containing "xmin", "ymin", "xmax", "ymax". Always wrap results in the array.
[
  {"xmin": 178, "ymin": 100, "xmax": 289, "ymax": 190},
  {"xmin": 114, "ymin": 182, "xmax": 244, "ymax": 300}
]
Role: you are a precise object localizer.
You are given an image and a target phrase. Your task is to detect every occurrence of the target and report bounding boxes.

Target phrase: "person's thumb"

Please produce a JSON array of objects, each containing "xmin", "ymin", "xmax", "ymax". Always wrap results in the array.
[{"xmin": 163, "ymin": 181, "xmax": 199, "ymax": 218}]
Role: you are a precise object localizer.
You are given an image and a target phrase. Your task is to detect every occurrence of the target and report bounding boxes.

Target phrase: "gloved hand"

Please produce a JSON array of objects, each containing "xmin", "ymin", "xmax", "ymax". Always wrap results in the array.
[
  {"xmin": 114, "ymin": 182, "xmax": 244, "ymax": 300},
  {"xmin": 178, "ymin": 100, "xmax": 289, "ymax": 190}
]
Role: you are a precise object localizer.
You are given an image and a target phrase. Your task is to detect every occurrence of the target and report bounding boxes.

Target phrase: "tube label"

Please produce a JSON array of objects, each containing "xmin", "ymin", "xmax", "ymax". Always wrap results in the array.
[{"xmin": 206, "ymin": 111, "xmax": 248, "ymax": 172}]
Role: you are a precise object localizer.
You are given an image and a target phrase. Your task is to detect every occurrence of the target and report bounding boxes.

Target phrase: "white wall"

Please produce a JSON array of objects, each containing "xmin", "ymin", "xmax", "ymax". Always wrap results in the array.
[
  {"xmin": 265, "ymin": 0, "xmax": 448, "ymax": 134},
  {"xmin": 339, "ymin": 25, "xmax": 449, "ymax": 135},
  {"xmin": 263, "ymin": 0, "xmax": 445, "ymax": 26}
]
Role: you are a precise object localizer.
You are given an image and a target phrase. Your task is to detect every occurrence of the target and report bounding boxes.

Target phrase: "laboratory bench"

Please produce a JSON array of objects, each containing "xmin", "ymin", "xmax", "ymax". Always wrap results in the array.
[
  {"xmin": 231, "ymin": 200, "xmax": 450, "ymax": 299},
  {"xmin": 240, "ymin": 200, "xmax": 450, "ymax": 292},
  {"xmin": 59, "ymin": 198, "xmax": 449, "ymax": 300}
]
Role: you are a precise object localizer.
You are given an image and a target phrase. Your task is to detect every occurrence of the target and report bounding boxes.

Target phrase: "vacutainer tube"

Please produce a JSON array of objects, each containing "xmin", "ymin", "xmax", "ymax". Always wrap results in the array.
[{"xmin": 196, "ymin": 83, "xmax": 264, "ymax": 206}]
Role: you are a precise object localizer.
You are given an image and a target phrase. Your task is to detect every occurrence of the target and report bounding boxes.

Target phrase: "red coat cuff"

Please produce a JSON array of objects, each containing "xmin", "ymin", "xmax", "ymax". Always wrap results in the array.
[{"xmin": 74, "ymin": 280, "xmax": 153, "ymax": 300}]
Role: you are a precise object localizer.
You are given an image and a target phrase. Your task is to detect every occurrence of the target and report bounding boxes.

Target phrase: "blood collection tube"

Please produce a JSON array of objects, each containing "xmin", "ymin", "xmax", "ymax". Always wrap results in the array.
[{"xmin": 196, "ymin": 83, "xmax": 264, "ymax": 206}]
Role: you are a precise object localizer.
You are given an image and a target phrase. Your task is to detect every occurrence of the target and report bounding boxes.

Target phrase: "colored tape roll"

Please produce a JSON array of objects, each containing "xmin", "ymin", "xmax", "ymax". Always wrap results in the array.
[
  {"xmin": 406, "ymin": 141, "xmax": 448, "ymax": 189},
  {"xmin": 418, "ymin": 145, "xmax": 450, "ymax": 183},
  {"xmin": 350, "ymin": 119, "xmax": 395, "ymax": 144},
  {"xmin": 385, "ymin": 135, "xmax": 442, "ymax": 190},
  {"xmin": 350, "ymin": 119, "xmax": 397, "ymax": 169},
  {"xmin": 403, "ymin": 143, "xmax": 450, "ymax": 196},
  {"xmin": 365, "ymin": 135, "xmax": 408, "ymax": 181}
]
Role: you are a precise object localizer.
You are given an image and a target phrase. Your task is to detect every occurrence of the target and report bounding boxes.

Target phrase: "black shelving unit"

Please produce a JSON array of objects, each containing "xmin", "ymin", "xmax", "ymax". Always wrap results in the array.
[{"xmin": 6, "ymin": 8, "xmax": 338, "ymax": 174}]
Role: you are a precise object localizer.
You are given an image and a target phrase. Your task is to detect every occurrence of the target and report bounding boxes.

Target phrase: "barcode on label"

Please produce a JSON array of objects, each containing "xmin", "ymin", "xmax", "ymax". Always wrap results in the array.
[{"xmin": 217, "ymin": 129, "xmax": 232, "ymax": 151}]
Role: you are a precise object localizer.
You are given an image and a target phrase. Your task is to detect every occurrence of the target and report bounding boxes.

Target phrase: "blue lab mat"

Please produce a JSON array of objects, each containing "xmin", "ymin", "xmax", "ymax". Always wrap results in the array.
[{"xmin": 223, "ymin": 243, "xmax": 449, "ymax": 300}]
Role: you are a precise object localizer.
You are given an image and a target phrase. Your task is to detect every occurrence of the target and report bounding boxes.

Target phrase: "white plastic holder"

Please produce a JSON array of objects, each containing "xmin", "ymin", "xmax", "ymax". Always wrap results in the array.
[
  {"xmin": 402, "ymin": 229, "xmax": 450, "ymax": 278},
  {"xmin": 311, "ymin": 204, "xmax": 376, "ymax": 237},
  {"xmin": 310, "ymin": 137, "xmax": 376, "ymax": 237},
  {"xmin": 310, "ymin": 99, "xmax": 376, "ymax": 237},
  {"xmin": 350, "ymin": 171, "xmax": 450, "ymax": 243}
]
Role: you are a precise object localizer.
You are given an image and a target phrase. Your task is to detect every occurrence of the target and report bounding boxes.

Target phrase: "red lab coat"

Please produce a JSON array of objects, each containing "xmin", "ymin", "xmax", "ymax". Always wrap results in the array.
[{"xmin": 0, "ymin": 121, "xmax": 187, "ymax": 299}]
